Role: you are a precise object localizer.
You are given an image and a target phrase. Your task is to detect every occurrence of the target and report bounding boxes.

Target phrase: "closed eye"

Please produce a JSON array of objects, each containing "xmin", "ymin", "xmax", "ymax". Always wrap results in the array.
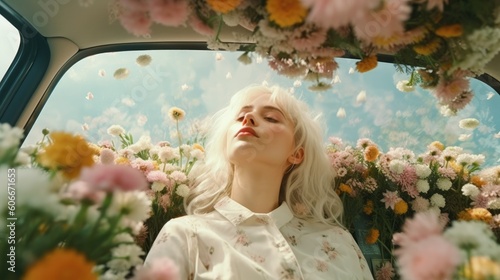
[{"xmin": 264, "ymin": 117, "xmax": 278, "ymax": 123}]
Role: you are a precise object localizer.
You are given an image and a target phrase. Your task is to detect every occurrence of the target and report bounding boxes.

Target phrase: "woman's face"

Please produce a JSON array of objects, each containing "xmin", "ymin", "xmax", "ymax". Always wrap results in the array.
[{"xmin": 226, "ymin": 91, "xmax": 296, "ymax": 171}]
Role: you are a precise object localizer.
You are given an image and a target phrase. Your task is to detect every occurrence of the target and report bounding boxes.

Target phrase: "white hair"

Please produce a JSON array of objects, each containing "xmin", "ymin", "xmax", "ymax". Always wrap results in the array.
[{"xmin": 185, "ymin": 85, "xmax": 343, "ymax": 226}]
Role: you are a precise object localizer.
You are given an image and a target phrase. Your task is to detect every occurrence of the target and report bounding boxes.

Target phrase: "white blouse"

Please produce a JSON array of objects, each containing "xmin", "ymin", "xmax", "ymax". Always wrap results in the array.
[{"xmin": 145, "ymin": 196, "xmax": 373, "ymax": 280}]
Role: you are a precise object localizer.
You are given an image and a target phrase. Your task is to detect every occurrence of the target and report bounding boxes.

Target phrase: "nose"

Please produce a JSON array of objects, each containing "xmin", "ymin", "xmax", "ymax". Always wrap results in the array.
[{"xmin": 242, "ymin": 112, "xmax": 256, "ymax": 126}]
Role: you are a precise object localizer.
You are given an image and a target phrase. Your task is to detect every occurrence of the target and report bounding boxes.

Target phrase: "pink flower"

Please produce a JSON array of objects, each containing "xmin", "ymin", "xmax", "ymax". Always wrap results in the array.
[
  {"xmin": 381, "ymin": 191, "xmax": 400, "ymax": 210},
  {"xmin": 130, "ymin": 158, "xmax": 157, "ymax": 175},
  {"xmin": 149, "ymin": 0, "xmax": 190, "ymax": 27},
  {"xmin": 375, "ymin": 261, "xmax": 395, "ymax": 280},
  {"xmin": 301, "ymin": 0, "xmax": 374, "ymax": 29},
  {"xmin": 146, "ymin": 170, "xmax": 169, "ymax": 185},
  {"xmin": 398, "ymin": 165, "xmax": 419, "ymax": 198},
  {"xmin": 100, "ymin": 148, "xmax": 116, "ymax": 164},
  {"xmin": 289, "ymin": 26, "xmax": 327, "ymax": 52},
  {"xmin": 353, "ymin": 0, "xmax": 411, "ymax": 42},
  {"xmin": 66, "ymin": 181, "xmax": 105, "ymax": 203},
  {"xmin": 134, "ymin": 257, "xmax": 180, "ymax": 280},
  {"xmin": 411, "ymin": 196, "xmax": 430, "ymax": 212},
  {"xmin": 188, "ymin": 14, "xmax": 215, "ymax": 37},
  {"xmin": 394, "ymin": 211, "xmax": 444, "ymax": 247},
  {"xmin": 119, "ymin": 10, "xmax": 152, "ymax": 36},
  {"xmin": 169, "ymin": 170, "xmax": 187, "ymax": 183},
  {"xmin": 432, "ymin": 74, "xmax": 470, "ymax": 103},
  {"xmin": 159, "ymin": 193, "xmax": 172, "ymax": 211},
  {"xmin": 447, "ymin": 90, "xmax": 474, "ymax": 112},
  {"xmin": 395, "ymin": 236, "xmax": 461, "ymax": 280},
  {"xmin": 79, "ymin": 164, "xmax": 148, "ymax": 192}
]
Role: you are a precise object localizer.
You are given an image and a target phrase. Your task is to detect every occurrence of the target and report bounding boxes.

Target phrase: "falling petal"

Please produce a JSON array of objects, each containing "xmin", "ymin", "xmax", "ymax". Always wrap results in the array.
[
  {"xmin": 487, "ymin": 92, "xmax": 495, "ymax": 100},
  {"xmin": 256, "ymin": 56, "xmax": 263, "ymax": 63},
  {"xmin": 181, "ymin": 84, "xmax": 189, "ymax": 91},
  {"xmin": 494, "ymin": 132, "xmax": 500, "ymax": 139},
  {"xmin": 458, "ymin": 118, "xmax": 480, "ymax": 130},
  {"xmin": 82, "ymin": 123, "xmax": 89, "ymax": 131},
  {"xmin": 289, "ymin": 87, "xmax": 295, "ymax": 94},
  {"xmin": 293, "ymin": 80, "xmax": 302, "ymax": 87},
  {"xmin": 226, "ymin": 72, "xmax": 232, "ymax": 79},
  {"xmin": 122, "ymin": 97, "xmax": 135, "ymax": 107},
  {"xmin": 137, "ymin": 115, "xmax": 148, "ymax": 126},
  {"xmin": 396, "ymin": 80, "xmax": 415, "ymax": 92},
  {"xmin": 114, "ymin": 68, "xmax": 129, "ymax": 80},
  {"xmin": 333, "ymin": 75, "xmax": 341, "ymax": 84},
  {"xmin": 215, "ymin": 52, "xmax": 224, "ymax": 61},
  {"xmin": 86, "ymin": 92, "xmax": 94, "ymax": 100},
  {"xmin": 356, "ymin": 90, "xmax": 366, "ymax": 103},
  {"xmin": 136, "ymin": 54, "xmax": 152, "ymax": 66},
  {"xmin": 348, "ymin": 67, "xmax": 355, "ymax": 74},
  {"xmin": 337, "ymin": 108, "xmax": 346, "ymax": 118},
  {"xmin": 262, "ymin": 80, "xmax": 268, "ymax": 86},
  {"xmin": 458, "ymin": 134, "xmax": 472, "ymax": 141},
  {"xmin": 98, "ymin": 69, "xmax": 106, "ymax": 77}
]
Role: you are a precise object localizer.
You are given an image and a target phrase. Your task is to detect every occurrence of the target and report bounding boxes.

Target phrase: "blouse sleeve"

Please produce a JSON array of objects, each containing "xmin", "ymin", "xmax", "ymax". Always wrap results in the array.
[{"xmin": 144, "ymin": 218, "xmax": 191, "ymax": 279}]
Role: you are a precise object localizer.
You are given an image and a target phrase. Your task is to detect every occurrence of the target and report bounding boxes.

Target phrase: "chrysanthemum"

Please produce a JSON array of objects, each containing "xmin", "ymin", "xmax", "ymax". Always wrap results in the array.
[
  {"xmin": 206, "ymin": 0, "xmax": 241, "ymax": 14},
  {"xmin": 339, "ymin": 183, "xmax": 354, "ymax": 196},
  {"xmin": 108, "ymin": 190, "xmax": 152, "ymax": 222},
  {"xmin": 363, "ymin": 200, "xmax": 374, "ymax": 215},
  {"xmin": 381, "ymin": 191, "xmax": 400, "ymax": 209},
  {"xmin": 113, "ymin": 67, "xmax": 130, "ymax": 79},
  {"xmin": 413, "ymin": 38, "xmax": 441, "ymax": 56},
  {"xmin": 38, "ymin": 132, "xmax": 96, "ymax": 179},
  {"xmin": 394, "ymin": 199, "xmax": 409, "ymax": 215},
  {"xmin": 375, "ymin": 261, "xmax": 395, "ymax": 280},
  {"xmin": 168, "ymin": 107, "xmax": 186, "ymax": 121},
  {"xmin": 149, "ymin": 0, "xmax": 190, "ymax": 26},
  {"xmin": 23, "ymin": 248, "xmax": 96, "ymax": 280},
  {"xmin": 365, "ymin": 228, "xmax": 380, "ymax": 244},
  {"xmin": 119, "ymin": 10, "xmax": 151, "ymax": 37},
  {"xmin": 355, "ymin": 55, "xmax": 378, "ymax": 73},
  {"xmin": 435, "ymin": 23, "xmax": 463, "ymax": 38},
  {"xmin": 266, "ymin": 0, "xmax": 307, "ymax": 28},
  {"xmin": 364, "ymin": 145, "xmax": 380, "ymax": 162},
  {"xmin": 411, "ymin": 196, "xmax": 430, "ymax": 212}
]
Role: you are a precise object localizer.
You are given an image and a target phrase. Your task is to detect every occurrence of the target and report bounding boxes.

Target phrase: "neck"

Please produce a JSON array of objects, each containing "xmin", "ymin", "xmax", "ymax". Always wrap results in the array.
[{"xmin": 230, "ymin": 164, "xmax": 284, "ymax": 213}]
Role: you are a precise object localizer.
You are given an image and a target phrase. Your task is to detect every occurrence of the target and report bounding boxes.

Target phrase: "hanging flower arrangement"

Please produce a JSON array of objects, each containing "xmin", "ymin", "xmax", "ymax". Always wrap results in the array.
[{"xmin": 106, "ymin": 0, "xmax": 500, "ymax": 113}]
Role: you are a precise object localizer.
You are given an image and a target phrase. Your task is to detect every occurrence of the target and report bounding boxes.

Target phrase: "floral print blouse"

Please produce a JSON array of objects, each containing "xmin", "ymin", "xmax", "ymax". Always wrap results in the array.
[{"xmin": 145, "ymin": 196, "xmax": 373, "ymax": 280}]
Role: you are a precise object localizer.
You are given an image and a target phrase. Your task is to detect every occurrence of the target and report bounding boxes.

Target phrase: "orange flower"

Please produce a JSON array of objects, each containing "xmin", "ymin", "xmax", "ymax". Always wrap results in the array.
[
  {"xmin": 364, "ymin": 145, "xmax": 380, "ymax": 162},
  {"xmin": 413, "ymin": 38, "xmax": 441, "ymax": 55},
  {"xmin": 23, "ymin": 248, "xmax": 96, "ymax": 280},
  {"xmin": 365, "ymin": 228, "xmax": 380, "ymax": 244},
  {"xmin": 206, "ymin": 0, "xmax": 241, "ymax": 14},
  {"xmin": 459, "ymin": 208, "xmax": 493, "ymax": 223},
  {"xmin": 339, "ymin": 183, "xmax": 354, "ymax": 196},
  {"xmin": 363, "ymin": 200, "xmax": 374, "ymax": 215},
  {"xmin": 435, "ymin": 24, "xmax": 463, "ymax": 38},
  {"xmin": 356, "ymin": 55, "xmax": 378, "ymax": 73},
  {"xmin": 457, "ymin": 209, "xmax": 472, "ymax": 221},
  {"xmin": 471, "ymin": 175, "xmax": 486, "ymax": 188},
  {"xmin": 114, "ymin": 156, "xmax": 130, "ymax": 165},
  {"xmin": 394, "ymin": 200, "xmax": 408, "ymax": 215},
  {"xmin": 266, "ymin": 0, "xmax": 307, "ymax": 28},
  {"xmin": 38, "ymin": 132, "xmax": 96, "ymax": 179},
  {"xmin": 192, "ymin": 143, "xmax": 205, "ymax": 152},
  {"xmin": 429, "ymin": 141, "xmax": 445, "ymax": 151}
]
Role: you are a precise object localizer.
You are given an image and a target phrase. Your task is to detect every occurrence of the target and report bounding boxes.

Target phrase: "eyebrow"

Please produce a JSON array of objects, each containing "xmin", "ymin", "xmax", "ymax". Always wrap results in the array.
[{"xmin": 240, "ymin": 105, "xmax": 286, "ymax": 118}]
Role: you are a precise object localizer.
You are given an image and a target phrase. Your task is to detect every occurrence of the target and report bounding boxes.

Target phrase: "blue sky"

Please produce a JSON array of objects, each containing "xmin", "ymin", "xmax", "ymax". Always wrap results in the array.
[{"xmin": 22, "ymin": 50, "xmax": 500, "ymax": 165}]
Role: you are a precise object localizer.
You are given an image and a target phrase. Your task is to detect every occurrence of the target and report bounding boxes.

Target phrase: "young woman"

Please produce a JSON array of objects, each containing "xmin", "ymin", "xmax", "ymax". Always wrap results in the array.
[{"xmin": 145, "ymin": 85, "xmax": 373, "ymax": 280}]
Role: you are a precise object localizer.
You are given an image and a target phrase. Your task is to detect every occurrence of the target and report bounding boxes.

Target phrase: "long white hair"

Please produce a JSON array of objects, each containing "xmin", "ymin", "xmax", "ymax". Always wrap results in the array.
[{"xmin": 185, "ymin": 85, "xmax": 343, "ymax": 226}]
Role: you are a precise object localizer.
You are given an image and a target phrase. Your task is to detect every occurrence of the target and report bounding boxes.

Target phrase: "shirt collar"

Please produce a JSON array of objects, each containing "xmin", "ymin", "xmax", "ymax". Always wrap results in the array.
[{"xmin": 214, "ymin": 196, "xmax": 294, "ymax": 228}]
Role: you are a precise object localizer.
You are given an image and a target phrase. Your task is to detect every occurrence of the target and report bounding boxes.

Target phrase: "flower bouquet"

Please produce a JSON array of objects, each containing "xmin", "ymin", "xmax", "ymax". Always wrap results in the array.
[
  {"xmin": 96, "ymin": 107, "xmax": 205, "ymax": 254},
  {"xmin": 0, "ymin": 123, "xmax": 180, "ymax": 280},
  {"xmin": 327, "ymin": 136, "xmax": 500, "ymax": 279},
  {"xmin": 105, "ymin": 0, "xmax": 500, "ymax": 112}
]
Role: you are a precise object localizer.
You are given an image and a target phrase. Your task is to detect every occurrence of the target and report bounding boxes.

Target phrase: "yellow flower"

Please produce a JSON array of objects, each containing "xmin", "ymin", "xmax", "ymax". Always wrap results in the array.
[
  {"xmin": 266, "ymin": 0, "xmax": 307, "ymax": 28},
  {"xmin": 435, "ymin": 24, "xmax": 463, "ymax": 38},
  {"xmin": 458, "ymin": 208, "xmax": 493, "ymax": 223},
  {"xmin": 363, "ymin": 200, "xmax": 374, "ymax": 215},
  {"xmin": 168, "ymin": 107, "xmax": 186, "ymax": 121},
  {"xmin": 365, "ymin": 228, "xmax": 380, "ymax": 244},
  {"xmin": 413, "ymin": 38, "xmax": 441, "ymax": 55},
  {"xmin": 364, "ymin": 145, "xmax": 380, "ymax": 162},
  {"xmin": 23, "ymin": 248, "xmax": 97, "ymax": 280},
  {"xmin": 356, "ymin": 55, "xmax": 378, "ymax": 73},
  {"xmin": 38, "ymin": 132, "xmax": 96, "ymax": 179},
  {"xmin": 88, "ymin": 143, "xmax": 102, "ymax": 155},
  {"xmin": 114, "ymin": 156, "xmax": 130, "ymax": 165},
  {"xmin": 206, "ymin": 0, "xmax": 241, "ymax": 14},
  {"xmin": 192, "ymin": 143, "xmax": 205, "ymax": 152},
  {"xmin": 339, "ymin": 183, "xmax": 354, "ymax": 196},
  {"xmin": 429, "ymin": 141, "xmax": 445, "ymax": 151},
  {"xmin": 463, "ymin": 256, "xmax": 500, "ymax": 280},
  {"xmin": 471, "ymin": 175, "xmax": 486, "ymax": 188},
  {"xmin": 394, "ymin": 200, "xmax": 408, "ymax": 215}
]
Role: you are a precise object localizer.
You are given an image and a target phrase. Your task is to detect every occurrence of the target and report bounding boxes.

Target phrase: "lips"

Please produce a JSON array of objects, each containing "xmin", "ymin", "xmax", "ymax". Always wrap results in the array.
[{"xmin": 235, "ymin": 127, "xmax": 258, "ymax": 137}]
